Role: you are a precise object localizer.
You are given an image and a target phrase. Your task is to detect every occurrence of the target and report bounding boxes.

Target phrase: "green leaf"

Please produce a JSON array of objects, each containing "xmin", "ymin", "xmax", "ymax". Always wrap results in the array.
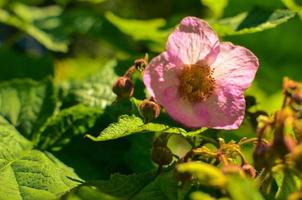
[
  {"xmin": 201, "ymin": 0, "xmax": 228, "ymax": 18},
  {"xmin": 0, "ymin": 4, "xmax": 68, "ymax": 52},
  {"xmin": 124, "ymin": 134, "xmax": 156, "ymax": 173},
  {"xmin": 36, "ymin": 104, "xmax": 104, "ymax": 151},
  {"xmin": 131, "ymin": 171, "xmax": 178, "ymax": 200},
  {"xmin": 105, "ymin": 12, "xmax": 170, "ymax": 51},
  {"xmin": 11, "ymin": 3, "xmax": 62, "ymax": 23},
  {"xmin": 282, "ymin": 0, "xmax": 302, "ymax": 19},
  {"xmin": 273, "ymin": 169, "xmax": 301, "ymax": 200},
  {"xmin": 60, "ymin": 186, "xmax": 118, "ymax": 200},
  {"xmin": 0, "ymin": 49, "xmax": 53, "ymax": 82},
  {"xmin": 0, "ymin": 116, "xmax": 81, "ymax": 200},
  {"xmin": 210, "ymin": 8, "xmax": 296, "ymax": 36},
  {"xmin": 226, "ymin": 175, "xmax": 264, "ymax": 200},
  {"xmin": 60, "ymin": 60, "xmax": 117, "ymax": 109},
  {"xmin": 190, "ymin": 191, "xmax": 215, "ymax": 200},
  {"xmin": 62, "ymin": 171, "xmax": 178, "ymax": 200},
  {"xmin": 0, "ymin": 78, "xmax": 57, "ymax": 140},
  {"xmin": 177, "ymin": 161, "xmax": 227, "ymax": 188},
  {"xmin": 89, "ymin": 172, "xmax": 155, "ymax": 199},
  {"xmin": 86, "ymin": 114, "xmax": 207, "ymax": 142},
  {"xmin": 61, "ymin": 172, "xmax": 155, "ymax": 200}
]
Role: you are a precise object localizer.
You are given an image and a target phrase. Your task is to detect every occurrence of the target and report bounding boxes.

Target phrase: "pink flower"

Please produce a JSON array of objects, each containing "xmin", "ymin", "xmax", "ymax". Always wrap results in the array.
[{"xmin": 143, "ymin": 16, "xmax": 259, "ymax": 129}]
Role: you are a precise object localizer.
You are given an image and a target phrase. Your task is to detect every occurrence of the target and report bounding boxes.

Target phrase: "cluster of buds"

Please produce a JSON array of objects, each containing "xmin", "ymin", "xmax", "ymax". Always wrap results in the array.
[
  {"xmin": 112, "ymin": 54, "xmax": 148, "ymax": 100},
  {"xmin": 176, "ymin": 137, "xmax": 256, "ymax": 181},
  {"xmin": 250, "ymin": 78, "xmax": 302, "ymax": 197},
  {"xmin": 253, "ymin": 78, "xmax": 302, "ymax": 170}
]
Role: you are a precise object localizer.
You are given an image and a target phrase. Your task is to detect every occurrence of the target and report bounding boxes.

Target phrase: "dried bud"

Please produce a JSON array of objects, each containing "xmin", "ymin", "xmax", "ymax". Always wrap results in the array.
[
  {"xmin": 139, "ymin": 99, "xmax": 161, "ymax": 123},
  {"xmin": 151, "ymin": 146, "xmax": 173, "ymax": 166},
  {"xmin": 242, "ymin": 163, "xmax": 256, "ymax": 178},
  {"xmin": 290, "ymin": 145, "xmax": 302, "ymax": 171},
  {"xmin": 292, "ymin": 91, "xmax": 302, "ymax": 105},
  {"xmin": 112, "ymin": 77, "xmax": 134, "ymax": 99},
  {"xmin": 273, "ymin": 136, "xmax": 296, "ymax": 158},
  {"xmin": 253, "ymin": 142, "xmax": 272, "ymax": 169},
  {"xmin": 283, "ymin": 77, "xmax": 300, "ymax": 92}
]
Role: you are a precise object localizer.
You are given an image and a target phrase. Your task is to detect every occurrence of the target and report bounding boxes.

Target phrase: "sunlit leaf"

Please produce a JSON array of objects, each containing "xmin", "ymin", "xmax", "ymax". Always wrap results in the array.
[
  {"xmin": 273, "ymin": 169, "xmax": 301, "ymax": 200},
  {"xmin": 62, "ymin": 171, "xmax": 178, "ymax": 200},
  {"xmin": 201, "ymin": 0, "xmax": 228, "ymax": 18},
  {"xmin": 282, "ymin": 0, "xmax": 302, "ymax": 19},
  {"xmin": 0, "ymin": 4, "xmax": 68, "ymax": 52},
  {"xmin": 37, "ymin": 104, "xmax": 104, "ymax": 151},
  {"xmin": 210, "ymin": 8, "xmax": 295, "ymax": 36},
  {"xmin": 226, "ymin": 175, "xmax": 264, "ymax": 200},
  {"xmin": 190, "ymin": 191, "xmax": 215, "ymax": 200},
  {"xmin": 177, "ymin": 161, "xmax": 227, "ymax": 188},
  {"xmin": 60, "ymin": 60, "xmax": 117, "ymax": 109},
  {"xmin": 0, "ymin": 116, "xmax": 81, "ymax": 200},
  {"xmin": 86, "ymin": 114, "xmax": 207, "ymax": 142},
  {"xmin": 105, "ymin": 12, "xmax": 171, "ymax": 51},
  {"xmin": 0, "ymin": 78, "xmax": 56, "ymax": 140}
]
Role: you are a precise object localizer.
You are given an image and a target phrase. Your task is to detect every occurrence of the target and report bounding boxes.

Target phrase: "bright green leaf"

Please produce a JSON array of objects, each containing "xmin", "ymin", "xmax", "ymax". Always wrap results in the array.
[
  {"xmin": 190, "ymin": 191, "xmax": 215, "ymax": 200},
  {"xmin": 60, "ymin": 60, "xmax": 117, "ymax": 109},
  {"xmin": 226, "ymin": 175, "xmax": 264, "ymax": 200},
  {"xmin": 11, "ymin": 3, "xmax": 62, "ymax": 23},
  {"xmin": 0, "ymin": 78, "xmax": 57, "ymax": 140},
  {"xmin": 131, "ymin": 171, "xmax": 178, "ymax": 200},
  {"xmin": 37, "ymin": 104, "xmax": 104, "ymax": 151},
  {"xmin": 60, "ymin": 186, "xmax": 118, "ymax": 200},
  {"xmin": 0, "ymin": 5, "xmax": 68, "ymax": 52},
  {"xmin": 86, "ymin": 114, "xmax": 207, "ymax": 142},
  {"xmin": 177, "ymin": 161, "xmax": 227, "ymax": 188},
  {"xmin": 201, "ymin": 0, "xmax": 228, "ymax": 18},
  {"xmin": 210, "ymin": 8, "xmax": 295, "ymax": 36},
  {"xmin": 0, "ymin": 116, "xmax": 81, "ymax": 200},
  {"xmin": 62, "ymin": 171, "xmax": 178, "ymax": 200},
  {"xmin": 282, "ymin": 0, "xmax": 302, "ymax": 18},
  {"xmin": 105, "ymin": 12, "xmax": 170, "ymax": 51},
  {"xmin": 273, "ymin": 169, "xmax": 301, "ymax": 200}
]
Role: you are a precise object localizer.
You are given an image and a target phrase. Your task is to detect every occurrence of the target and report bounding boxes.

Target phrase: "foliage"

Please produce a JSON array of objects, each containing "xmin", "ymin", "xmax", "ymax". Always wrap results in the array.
[{"xmin": 0, "ymin": 0, "xmax": 302, "ymax": 200}]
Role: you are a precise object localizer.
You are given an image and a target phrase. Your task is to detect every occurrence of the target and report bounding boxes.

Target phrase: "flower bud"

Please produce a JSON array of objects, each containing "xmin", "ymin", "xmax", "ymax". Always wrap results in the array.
[
  {"xmin": 134, "ymin": 54, "xmax": 148, "ymax": 72},
  {"xmin": 292, "ymin": 91, "xmax": 302, "ymax": 105},
  {"xmin": 151, "ymin": 146, "xmax": 173, "ymax": 166},
  {"xmin": 253, "ymin": 142, "xmax": 272, "ymax": 169},
  {"xmin": 112, "ymin": 77, "xmax": 134, "ymax": 99},
  {"xmin": 139, "ymin": 99, "xmax": 161, "ymax": 123}
]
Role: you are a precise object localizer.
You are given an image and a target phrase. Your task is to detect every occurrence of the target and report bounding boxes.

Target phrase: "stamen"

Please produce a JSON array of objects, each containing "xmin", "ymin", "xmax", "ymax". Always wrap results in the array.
[{"xmin": 178, "ymin": 64, "xmax": 215, "ymax": 102}]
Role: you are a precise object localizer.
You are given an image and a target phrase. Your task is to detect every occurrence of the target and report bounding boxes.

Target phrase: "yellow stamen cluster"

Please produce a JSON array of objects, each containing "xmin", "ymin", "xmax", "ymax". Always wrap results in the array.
[{"xmin": 178, "ymin": 64, "xmax": 215, "ymax": 102}]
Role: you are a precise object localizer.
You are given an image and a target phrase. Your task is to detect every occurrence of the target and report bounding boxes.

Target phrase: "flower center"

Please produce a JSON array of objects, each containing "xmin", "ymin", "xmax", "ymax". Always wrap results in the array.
[{"xmin": 178, "ymin": 64, "xmax": 215, "ymax": 102}]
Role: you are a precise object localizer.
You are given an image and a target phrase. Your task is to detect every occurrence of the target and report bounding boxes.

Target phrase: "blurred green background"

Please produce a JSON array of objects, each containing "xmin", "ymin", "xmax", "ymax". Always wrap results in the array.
[
  {"xmin": 1, "ymin": 0, "xmax": 301, "ymax": 113},
  {"xmin": 1, "ymin": 0, "xmax": 302, "ymax": 180}
]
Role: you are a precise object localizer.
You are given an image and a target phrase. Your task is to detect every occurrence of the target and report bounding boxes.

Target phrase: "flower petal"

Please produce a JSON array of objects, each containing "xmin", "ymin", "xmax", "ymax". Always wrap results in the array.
[
  {"xmin": 193, "ymin": 85, "xmax": 246, "ymax": 129},
  {"xmin": 143, "ymin": 52, "xmax": 180, "ymax": 101},
  {"xmin": 161, "ymin": 86, "xmax": 206, "ymax": 127},
  {"xmin": 166, "ymin": 16, "xmax": 219, "ymax": 65},
  {"xmin": 212, "ymin": 42, "xmax": 259, "ymax": 90}
]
